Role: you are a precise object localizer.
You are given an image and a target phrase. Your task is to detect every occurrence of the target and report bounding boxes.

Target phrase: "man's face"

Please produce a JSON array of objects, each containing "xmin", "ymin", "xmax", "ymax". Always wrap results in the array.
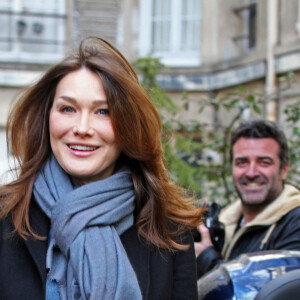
[{"xmin": 232, "ymin": 137, "xmax": 289, "ymax": 206}]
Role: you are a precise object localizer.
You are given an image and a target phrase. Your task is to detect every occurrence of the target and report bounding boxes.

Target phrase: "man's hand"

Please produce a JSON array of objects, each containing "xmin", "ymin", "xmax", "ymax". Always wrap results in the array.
[{"xmin": 194, "ymin": 224, "xmax": 214, "ymax": 258}]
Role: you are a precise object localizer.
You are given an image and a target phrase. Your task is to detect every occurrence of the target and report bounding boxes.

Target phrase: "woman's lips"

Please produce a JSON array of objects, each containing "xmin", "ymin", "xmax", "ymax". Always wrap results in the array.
[{"xmin": 67, "ymin": 144, "xmax": 100, "ymax": 157}]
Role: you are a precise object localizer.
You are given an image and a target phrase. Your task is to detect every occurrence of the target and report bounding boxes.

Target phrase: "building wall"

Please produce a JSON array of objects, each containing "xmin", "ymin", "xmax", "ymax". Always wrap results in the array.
[
  {"xmin": 0, "ymin": 0, "xmax": 123, "ymax": 178},
  {"xmin": 1, "ymin": 0, "xmax": 300, "ymax": 178},
  {"xmin": 150, "ymin": 0, "xmax": 300, "ymax": 125},
  {"xmin": 74, "ymin": 0, "xmax": 121, "ymax": 44}
]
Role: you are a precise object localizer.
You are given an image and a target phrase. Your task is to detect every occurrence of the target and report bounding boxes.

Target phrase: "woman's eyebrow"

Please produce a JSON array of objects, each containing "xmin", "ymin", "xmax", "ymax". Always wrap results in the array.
[{"xmin": 56, "ymin": 96, "xmax": 107, "ymax": 105}]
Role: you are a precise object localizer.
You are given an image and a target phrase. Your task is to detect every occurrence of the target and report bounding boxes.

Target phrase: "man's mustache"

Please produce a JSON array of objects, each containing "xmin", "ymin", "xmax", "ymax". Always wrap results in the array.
[{"xmin": 239, "ymin": 175, "xmax": 268, "ymax": 185}]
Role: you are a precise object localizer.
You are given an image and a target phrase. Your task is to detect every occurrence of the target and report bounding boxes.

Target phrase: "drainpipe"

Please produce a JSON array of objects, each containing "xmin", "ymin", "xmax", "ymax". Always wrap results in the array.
[{"xmin": 265, "ymin": 0, "xmax": 278, "ymax": 121}]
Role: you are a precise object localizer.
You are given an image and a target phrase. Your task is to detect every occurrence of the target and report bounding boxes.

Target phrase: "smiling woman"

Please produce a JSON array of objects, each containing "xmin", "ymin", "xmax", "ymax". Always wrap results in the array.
[
  {"xmin": 49, "ymin": 68, "xmax": 121, "ymax": 184},
  {"xmin": 0, "ymin": 37, "xmax": 204, "ymax": 300}
]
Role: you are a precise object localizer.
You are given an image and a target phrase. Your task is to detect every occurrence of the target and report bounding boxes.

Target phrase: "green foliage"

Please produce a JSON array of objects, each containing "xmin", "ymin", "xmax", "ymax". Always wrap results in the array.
[
  {"xmin": 134, "ymin": 55, "xmax": 179, "ymax": 114},
  {"xmin": 163, "ymin": 144, "xmax": 201, "ymax": 193},
  {"xmin": 134, "ymin": 55, "xmax": 162, "ymax": 89},
  {"xmin": 179, "ymin": 87, "xmax": 265, "ymax": 204},
  {"xmin": 134, "ymin": 56, "xmax": 300, "ymax": 205},
  {"xmin": 284, "ymin": 99, "xmax": 300, "ymax": 187},
  {"xmin": 134, "ymin": 55, "xmax": 202, "ymax": 194}
]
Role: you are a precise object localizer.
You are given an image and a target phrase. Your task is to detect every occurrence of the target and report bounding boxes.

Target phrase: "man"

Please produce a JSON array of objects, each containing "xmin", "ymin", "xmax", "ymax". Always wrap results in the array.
[{"xmin": 195, "ymin": 120, "xmax": 300, "ymax": 278}]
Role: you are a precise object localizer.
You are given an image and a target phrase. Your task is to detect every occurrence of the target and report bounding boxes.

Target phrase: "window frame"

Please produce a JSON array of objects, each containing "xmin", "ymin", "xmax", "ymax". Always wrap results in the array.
[
  {"xmin": 232, "ymin": 0, "xmax": 257, "ymax": 53},
  {"xmin": 138, "ymin": 0, "xmax": 201, "ymax": 67},
  {"xmin": 0, "ymin": 0, "xmax": 66, "ymax": 64}
]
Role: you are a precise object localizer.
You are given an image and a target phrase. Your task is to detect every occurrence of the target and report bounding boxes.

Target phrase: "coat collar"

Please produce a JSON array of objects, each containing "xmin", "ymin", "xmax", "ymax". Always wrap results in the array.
[{"xmin": 220, "ymin": 184, "xmax": 300, "ymax": 258}]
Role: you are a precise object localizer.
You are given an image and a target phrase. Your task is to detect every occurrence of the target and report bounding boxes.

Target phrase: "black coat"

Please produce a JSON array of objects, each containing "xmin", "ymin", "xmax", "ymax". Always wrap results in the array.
[{"xmin": 0, "ymin": 199, "xmax": 198, "ymax": 300}]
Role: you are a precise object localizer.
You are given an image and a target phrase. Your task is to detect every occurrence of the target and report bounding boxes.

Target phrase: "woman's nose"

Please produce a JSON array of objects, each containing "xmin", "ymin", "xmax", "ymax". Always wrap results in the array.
[{"xmin": 73, "ymin": 113, "xmax": 94, "ymax": 136}]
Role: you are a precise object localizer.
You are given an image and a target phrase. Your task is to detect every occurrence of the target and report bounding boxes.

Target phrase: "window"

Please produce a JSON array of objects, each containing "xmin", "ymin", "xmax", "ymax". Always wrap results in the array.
[
  {"xmin": 0, "ymin": 0, "xmax": 66, "ymax": 63},
  {"xmin": 139, "ymin": 0, "xmax": 201, "ymax": 67},
  {"xmin": 233, "ymin": 0, "xmax": 257, "ymax": 51}
]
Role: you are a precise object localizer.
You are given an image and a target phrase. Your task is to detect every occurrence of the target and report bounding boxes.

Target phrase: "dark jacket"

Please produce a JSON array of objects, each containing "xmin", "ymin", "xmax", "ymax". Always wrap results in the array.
[
  {"xmin": 197, "ymin": 184, "xmax": 300, "ymax": 278},
  {"xmin": 0, "ymin": 198, "xmax": 198, "ymax": 300}
]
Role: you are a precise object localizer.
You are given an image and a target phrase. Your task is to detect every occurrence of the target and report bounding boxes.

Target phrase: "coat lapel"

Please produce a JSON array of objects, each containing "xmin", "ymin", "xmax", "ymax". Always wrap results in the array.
[
  {"xmin": 121, "ymin": 227, "xmax": 150, "ymax": 298},
  {"xmin": 24, "ymin": 199, "xmax": 50, "ymax": 290}
]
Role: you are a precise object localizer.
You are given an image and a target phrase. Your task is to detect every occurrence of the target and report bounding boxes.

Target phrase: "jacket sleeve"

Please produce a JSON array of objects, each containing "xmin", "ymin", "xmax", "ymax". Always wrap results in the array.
[
  {"xmin": 196, "ymin": 246, "xmax": 223, "ymax": 278},
  {"xmin": 171, "ymin": 230, "xmax": 198, "ymax": 300}
]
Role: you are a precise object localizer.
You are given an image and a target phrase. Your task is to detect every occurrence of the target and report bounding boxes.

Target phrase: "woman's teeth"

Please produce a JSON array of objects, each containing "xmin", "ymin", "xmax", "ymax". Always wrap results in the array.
[{"xmin": 69, "ymin": 145, "xmax": 98, "ymax": 151}]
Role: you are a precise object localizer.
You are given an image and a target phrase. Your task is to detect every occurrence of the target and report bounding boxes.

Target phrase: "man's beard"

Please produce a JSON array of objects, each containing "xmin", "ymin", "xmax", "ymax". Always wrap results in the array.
[{"xmin": 235, "ymin": 175, "xmax": 281, "ymax": 207}]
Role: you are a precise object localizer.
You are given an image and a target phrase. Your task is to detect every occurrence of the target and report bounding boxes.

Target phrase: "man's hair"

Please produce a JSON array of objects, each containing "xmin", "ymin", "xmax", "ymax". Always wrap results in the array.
[{"xmin": 230, "ymin": 119, "xmax": 289, "ymax": 169}]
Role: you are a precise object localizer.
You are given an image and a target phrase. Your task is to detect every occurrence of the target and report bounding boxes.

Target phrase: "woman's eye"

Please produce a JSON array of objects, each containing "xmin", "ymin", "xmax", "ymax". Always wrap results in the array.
[
  {"xmin": 61, "ymin": 106, "xmax": 74, "ymax": 113},
  {"xmin": 97, "ymin": 109, "xmax": 109, "ymax": 116}
]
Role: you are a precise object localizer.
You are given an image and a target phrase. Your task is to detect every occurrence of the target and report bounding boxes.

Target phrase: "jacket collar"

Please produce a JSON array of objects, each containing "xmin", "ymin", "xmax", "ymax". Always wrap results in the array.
[
  {"xmin": 220, "ymin": 184, "xmax": 300, "ymax": 228},
  {"xmin": 220, "ymin": 184, "xmax": 300, "ymax": 258}
]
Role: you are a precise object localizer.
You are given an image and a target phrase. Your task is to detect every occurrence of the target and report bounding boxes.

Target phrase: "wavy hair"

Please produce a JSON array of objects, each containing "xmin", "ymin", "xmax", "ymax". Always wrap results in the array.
[{"xmin": 0, "ymin": 37, "xmax": 203, "ymax": 250}]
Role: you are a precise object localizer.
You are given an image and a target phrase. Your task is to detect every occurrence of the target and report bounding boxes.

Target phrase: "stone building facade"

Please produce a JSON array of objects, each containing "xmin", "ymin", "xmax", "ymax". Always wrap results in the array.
[{"xmin": 1, "ymin": 0, "xmax": 300, "ymax": 176}]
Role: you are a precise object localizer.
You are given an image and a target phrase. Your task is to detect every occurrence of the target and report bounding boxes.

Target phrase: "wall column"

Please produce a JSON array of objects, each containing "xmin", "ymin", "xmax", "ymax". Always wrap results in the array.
[{"xmin": 265, "ymin": 0, "xmax": 278, "ymax": 121}]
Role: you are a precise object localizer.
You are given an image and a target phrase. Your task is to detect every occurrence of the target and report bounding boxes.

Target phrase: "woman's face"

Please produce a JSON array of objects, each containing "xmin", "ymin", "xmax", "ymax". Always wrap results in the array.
[{"xmin": 49, "ymin": 68, "xmax": 121, "ymax": 185}]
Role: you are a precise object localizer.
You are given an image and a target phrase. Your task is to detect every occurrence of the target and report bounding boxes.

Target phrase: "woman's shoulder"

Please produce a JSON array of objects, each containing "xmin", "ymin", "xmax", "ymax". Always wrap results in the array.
[
  {"xmin": 0, "ymin": 211, "xmax": 15, "ymax": 235},
  {"xmin": 121, "ymin": 223, "xmax": 194, "ymax": 255},
  {"xmin": 120, "ymin": 225, "xmax": 197, "ymax": 299}
]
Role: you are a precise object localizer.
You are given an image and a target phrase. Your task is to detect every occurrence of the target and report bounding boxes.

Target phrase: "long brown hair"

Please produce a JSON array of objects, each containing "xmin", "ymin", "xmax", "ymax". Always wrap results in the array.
[{"xmin": 0, "ymin": 37, "xmax": 203, "ymax": 250}]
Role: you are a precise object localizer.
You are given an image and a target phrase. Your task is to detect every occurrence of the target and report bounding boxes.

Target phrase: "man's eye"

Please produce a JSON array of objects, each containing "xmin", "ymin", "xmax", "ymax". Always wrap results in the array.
[
  {"xmin": 260, "ymin": 160, "xmax": 272, "ymax": 166},
  {"xmin": 235, "ymin": 160, "xmax": 247, "ymax": 166}
]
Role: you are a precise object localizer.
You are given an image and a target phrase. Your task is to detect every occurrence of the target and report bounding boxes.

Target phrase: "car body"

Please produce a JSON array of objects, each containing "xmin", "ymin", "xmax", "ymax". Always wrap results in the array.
[{"xmin": 198, "ymin": 250, "xmax": 300, "ymax": 300}]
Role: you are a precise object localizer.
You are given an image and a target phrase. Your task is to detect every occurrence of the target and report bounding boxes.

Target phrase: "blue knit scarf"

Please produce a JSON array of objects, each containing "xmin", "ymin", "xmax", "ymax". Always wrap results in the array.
[{"xmin": 33, "ymin": 155, "xmax": 142, "ymax": 300}]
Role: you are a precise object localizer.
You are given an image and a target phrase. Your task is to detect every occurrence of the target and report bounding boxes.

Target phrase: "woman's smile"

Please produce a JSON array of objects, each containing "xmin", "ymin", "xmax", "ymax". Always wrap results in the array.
[{"xmin": 67, "ymin": 143, "xmax": 101, "ymax": 158}]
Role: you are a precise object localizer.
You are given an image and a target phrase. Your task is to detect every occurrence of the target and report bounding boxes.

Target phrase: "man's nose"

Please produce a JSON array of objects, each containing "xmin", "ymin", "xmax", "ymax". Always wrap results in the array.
[{"xmin": 245, "ymin": 162, "xmax": 259, "ymax": 178}]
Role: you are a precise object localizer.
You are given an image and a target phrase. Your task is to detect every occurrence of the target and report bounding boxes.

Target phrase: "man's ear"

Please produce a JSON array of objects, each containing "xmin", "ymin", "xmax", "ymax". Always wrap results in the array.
[{"xmin": 281, "ymin": 163, "xmax": 289, "ymax": 180}]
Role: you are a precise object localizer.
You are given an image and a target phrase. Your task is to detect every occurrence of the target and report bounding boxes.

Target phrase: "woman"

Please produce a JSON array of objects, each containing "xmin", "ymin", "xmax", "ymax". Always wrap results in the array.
[{"xmin": 0, "ymin": 37, "xmax": 203, "ymax": 300}]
